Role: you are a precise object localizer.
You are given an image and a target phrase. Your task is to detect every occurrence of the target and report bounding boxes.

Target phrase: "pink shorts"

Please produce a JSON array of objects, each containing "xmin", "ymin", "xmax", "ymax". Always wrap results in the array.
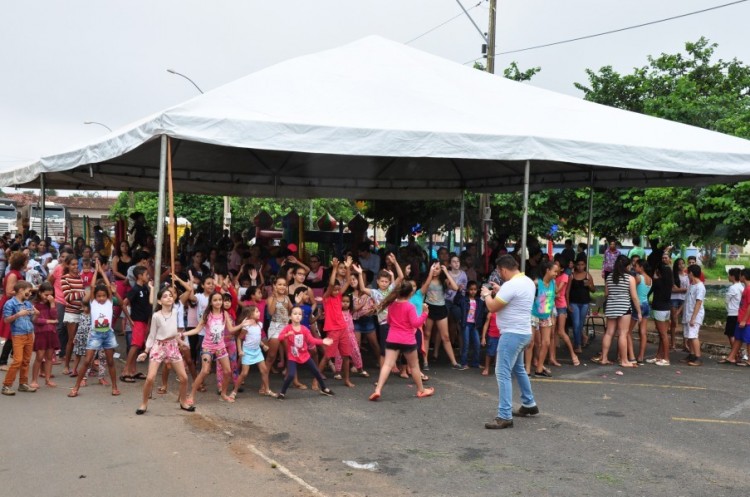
[
  {"xmin": 149, "ymin": 339, "xmax": 183, "ymax": 363},
  {"xmin": 324, "ymin": 329, "xmax": 352, "ymax": 359}
]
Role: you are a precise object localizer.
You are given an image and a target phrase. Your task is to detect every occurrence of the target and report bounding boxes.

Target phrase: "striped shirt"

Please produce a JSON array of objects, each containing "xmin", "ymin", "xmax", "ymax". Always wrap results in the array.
[
  {"xmin": 61, "ymin": 275, "xmax": 86, "ymax": 314},
  {"xmin": 605, "ymin": 273, "xmax": 632, "ymax": 318}
]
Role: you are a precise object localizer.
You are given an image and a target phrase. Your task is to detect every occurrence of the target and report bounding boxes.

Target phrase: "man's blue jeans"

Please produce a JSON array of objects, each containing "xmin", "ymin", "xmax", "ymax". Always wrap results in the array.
[
  {"xmin": 495, "ymin": 332, "xmax": 536, "ymax": 420},
  {"xmin": 569, "ymin": 303, "xmax": 589, "ymax": 348}
]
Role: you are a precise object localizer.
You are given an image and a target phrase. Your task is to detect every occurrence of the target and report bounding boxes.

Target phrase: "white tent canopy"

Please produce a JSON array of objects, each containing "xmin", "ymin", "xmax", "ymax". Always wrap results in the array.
[{"xmin": 2, "ymin": 35, "xmax": 750, "ymax": 198}]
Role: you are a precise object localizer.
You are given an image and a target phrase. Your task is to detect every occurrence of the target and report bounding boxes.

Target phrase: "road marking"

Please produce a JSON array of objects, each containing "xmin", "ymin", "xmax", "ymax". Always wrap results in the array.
[
  {"xmin": 719, "ymin": 397, "xmax": 750, "ymax": 418},
  {"xmin": 531, "ymin": 378, "xmax": 707, "ymax": 390},
  {"xmin": 247, "ymin": 444, "xmax": 328, "ymax": 496},
  {"xmin": 672, "ymin": 417, "xmax": 750, "ymax": 426}
]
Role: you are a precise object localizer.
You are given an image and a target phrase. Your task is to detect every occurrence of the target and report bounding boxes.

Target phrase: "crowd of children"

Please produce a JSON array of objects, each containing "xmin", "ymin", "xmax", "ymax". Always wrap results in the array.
[{"xmin": 0, "ymin": 230, "xmax": 741, "ymax": 416}]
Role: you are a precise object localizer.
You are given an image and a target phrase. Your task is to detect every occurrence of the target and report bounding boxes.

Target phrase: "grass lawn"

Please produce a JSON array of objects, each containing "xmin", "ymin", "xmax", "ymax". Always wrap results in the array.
[{"xmin": 584, "ymin": 254, "xmax": 748, "ymax": 281}]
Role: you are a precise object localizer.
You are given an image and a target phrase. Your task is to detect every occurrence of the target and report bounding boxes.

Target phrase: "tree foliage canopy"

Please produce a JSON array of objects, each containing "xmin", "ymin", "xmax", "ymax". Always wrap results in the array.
[{"xmin": 576, "ymin": 37, "xmax": 750, "ymax": 246}]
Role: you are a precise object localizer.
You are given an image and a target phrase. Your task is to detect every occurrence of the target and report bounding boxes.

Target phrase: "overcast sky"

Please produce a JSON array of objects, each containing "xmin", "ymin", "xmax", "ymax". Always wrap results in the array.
[{"xmin": 1, "ymin": 0, "xmax": 748, "ymax": 175}]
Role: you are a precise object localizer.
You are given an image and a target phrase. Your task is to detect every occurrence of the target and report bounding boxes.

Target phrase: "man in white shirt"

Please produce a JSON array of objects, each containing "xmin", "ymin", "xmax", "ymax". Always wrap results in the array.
[{"xmin": 481, "ymin": 254, "xmax": 539, "ymax": 429}]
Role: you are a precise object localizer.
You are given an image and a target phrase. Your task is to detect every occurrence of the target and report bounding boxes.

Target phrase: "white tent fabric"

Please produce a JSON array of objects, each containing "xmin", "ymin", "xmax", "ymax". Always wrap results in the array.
[{"xmin": 2, "ymin": 35, "xmax": 750, "ymax": 198}]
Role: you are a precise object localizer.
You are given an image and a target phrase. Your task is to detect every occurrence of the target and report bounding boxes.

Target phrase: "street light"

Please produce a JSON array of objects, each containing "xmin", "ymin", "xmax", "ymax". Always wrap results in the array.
[
  {"xmin": 83, "ymin": 121, "xmax": 112, "ymax": 132},
  {"xmin": 166, "ymin": 68, "xmax": 231, "ymax": 236},
  {"xmin": 166, "ymin": 68, "xmax": 204, "ymax": 94}
]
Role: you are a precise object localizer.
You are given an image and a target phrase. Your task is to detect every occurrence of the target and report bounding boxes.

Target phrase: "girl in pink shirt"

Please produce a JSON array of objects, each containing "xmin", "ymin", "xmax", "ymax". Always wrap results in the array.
[
  {"xmin": 550, "ymin": 259, "xmax": 579, "ymax": 367},
  {"xmin": 369, "ymin": 282, "xmax": 434, "ymax": 401},
  {"xmin": 277, "ymin": 306, "xmax": 333, "ymax": 399}
]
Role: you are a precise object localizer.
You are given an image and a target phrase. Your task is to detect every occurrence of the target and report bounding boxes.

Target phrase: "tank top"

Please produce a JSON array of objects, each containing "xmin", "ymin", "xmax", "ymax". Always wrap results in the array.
[
  {"xmin": 636, "ymin": 275, "xmax": 651, "ymax": 305},
  {"xmin": 425, "ymin": 281, "xmax": 446, "ymax": 306},
  {"xmin": 203, "ymin": 312, "xmax": 226, "ymax": 350},
  {"xmin": 242, "ymin": 323, "xmax": 263, "ymax": 350},
  {"xmin": 568, "ymin": 275, "xmax": 591, "ymax": 304},
  {"xmin": 116, "ymin": 258, "xmax": 131, "ymax": 280},
  {"xmin": 605, "ymin": 273, "xmax": 632, "ymax": 317},
  {"xmin": 554, "ymin": 273, "xmax": 569, "ymax": 308},
  {"xmin": 268, "ymin": 296, "xmax": 290, "ymax": 334}
]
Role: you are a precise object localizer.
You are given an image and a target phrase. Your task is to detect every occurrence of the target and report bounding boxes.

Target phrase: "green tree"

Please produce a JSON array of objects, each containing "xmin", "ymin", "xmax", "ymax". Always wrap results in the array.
[
  {"xmin": 110, "ymin": 192, "xmax": 356, "ymax": 239},
  {"xmin": 575, "ymin": 38, "xmax": 750, "ymax": 259}
]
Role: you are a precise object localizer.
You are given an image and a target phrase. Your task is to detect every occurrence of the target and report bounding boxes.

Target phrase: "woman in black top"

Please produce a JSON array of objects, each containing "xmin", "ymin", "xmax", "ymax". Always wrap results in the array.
[
  {"xmin": 567, "ymin": 256, "xmax": 596, "ymax": 352},
  {"xmin": 649, "ymin": 263, "xmax": 673, "ymax": 366}
]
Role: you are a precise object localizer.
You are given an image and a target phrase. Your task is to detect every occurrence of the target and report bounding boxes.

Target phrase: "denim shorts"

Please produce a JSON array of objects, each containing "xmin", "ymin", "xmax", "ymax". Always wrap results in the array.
[
  {"xmin": 353, "ymin": 315, "xmax": 376, "ymax": 333},
  {"xmin": 671, "ymin": 299, "xmax": 684, "ymax": 309},
  {"xmin": 485, "ymin": 336, "xmax": 499, "ymax": 357},
  {"xmin": 633, "ymin": 302, "xmax": 650, "ymax": 320},
  {"xmin": 555, "ymin": 306, "xmax": 567, "ymax": 316},
  {"xmin": 86, "ymin": 330, "xmax": 118, "ymax": 350},
  {"xmin": 640, "ymin": 302, "xmax": 650, "ymax": 318}
]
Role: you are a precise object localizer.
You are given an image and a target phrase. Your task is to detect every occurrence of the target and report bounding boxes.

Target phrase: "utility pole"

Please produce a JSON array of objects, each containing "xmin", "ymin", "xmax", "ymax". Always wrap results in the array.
[
  {"xmin": 486, "ymin": 0, "xmax": 497, "ymax": 74},
  {"xmin": 456, "ymin": 0, "xmax": 498, "ymax": 272},
  {"xmin": 480, "ymin": 0, "xmax": 497, "ymax": 274}
]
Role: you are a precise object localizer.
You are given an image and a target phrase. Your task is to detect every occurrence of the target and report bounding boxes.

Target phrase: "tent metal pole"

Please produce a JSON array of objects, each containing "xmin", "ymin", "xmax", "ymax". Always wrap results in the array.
[
  {"xmin": 520, "ymin": 160, "xmax": 530, "ymax": 273},
  {"xmin": 40, "ymin": 173, "xmax": 46, "ymax": 240},
  {"xmin": 586, "ymin": 170, "xmax": 594, "ymax": 273},
  {"xmin": 152, "ymin": 135, "xmax": 168, "ymax": 312},
  {"xmin": 459, "ymin": 191, "xmax": 465, "ymax": 255}
]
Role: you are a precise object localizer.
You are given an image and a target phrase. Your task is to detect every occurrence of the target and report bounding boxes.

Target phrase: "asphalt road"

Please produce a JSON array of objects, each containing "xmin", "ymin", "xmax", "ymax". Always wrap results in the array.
[{"xmin": 2, "ymin": 342, "xmax": 749, "ymax": 497}]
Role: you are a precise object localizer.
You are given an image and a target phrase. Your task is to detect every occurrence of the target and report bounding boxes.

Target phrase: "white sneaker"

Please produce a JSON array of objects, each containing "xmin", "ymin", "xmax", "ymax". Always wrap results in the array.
[
  {"xmin": 645, "ymin": 357, "xmax": 658, "ymax": 364},
  {"xmin": 655, "ymin": 359, "xmax": 670, "ymax": 366}
]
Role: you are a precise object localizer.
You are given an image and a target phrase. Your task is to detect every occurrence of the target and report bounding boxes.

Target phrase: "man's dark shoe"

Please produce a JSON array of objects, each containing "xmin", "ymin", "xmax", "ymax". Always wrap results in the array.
[
  {"xmin": 485, "ymin": 417, "xmax": 513, "ymax": 429},
  {"xmin": 513, "ymin": 405, "xmax": 539, "ymax": 417}
]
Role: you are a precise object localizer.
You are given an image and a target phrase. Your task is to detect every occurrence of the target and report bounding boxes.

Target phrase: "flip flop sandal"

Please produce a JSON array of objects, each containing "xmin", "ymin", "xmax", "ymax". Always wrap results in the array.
[
  {"xmin": 358, "ymin": 371, "xmax": 370, "ymax": 378},
  {"xmin": 111, "ymin": 389, "xmax": 121, "ymax": 396},
  {"xmin": 119, "ymin": 375, "xmax": 136, "ymax": 383},
  {"xmin": 157, "ymin": 386, "xmax": 168, "ymax": 394},
  {"xmin": 417, "ymin": 387, "xmax": 435, "ymax": 398},
  {"xmin": 421, "ymin": 374, "xmax": 429, "ymax": 381},
  {"xmin": 133, "ymin": 372, "xmax": 147, "ymax": 380},
  {"xmin": 67, "ymin": 388, "xmax": 79, "ymax": 398}
]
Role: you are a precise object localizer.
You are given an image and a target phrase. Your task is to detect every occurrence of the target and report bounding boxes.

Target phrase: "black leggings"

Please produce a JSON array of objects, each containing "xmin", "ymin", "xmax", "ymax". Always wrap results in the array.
[{"xmin": 281, "ymin": 359, "xmax": 327, "ymax": 394}]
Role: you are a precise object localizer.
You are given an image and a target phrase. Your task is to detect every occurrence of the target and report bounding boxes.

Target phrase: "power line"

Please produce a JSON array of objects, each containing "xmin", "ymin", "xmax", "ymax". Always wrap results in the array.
[
  {"xmin": 405, "ymin": 1, "xmax": 483, "ymax": 45},
  {"xmin": 462, "ymin": 0, "xmax": 748, "ymax": 63},
  {"xmin": 496, "ymin": 0, "xmax": 749, "ymax": 56}
]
